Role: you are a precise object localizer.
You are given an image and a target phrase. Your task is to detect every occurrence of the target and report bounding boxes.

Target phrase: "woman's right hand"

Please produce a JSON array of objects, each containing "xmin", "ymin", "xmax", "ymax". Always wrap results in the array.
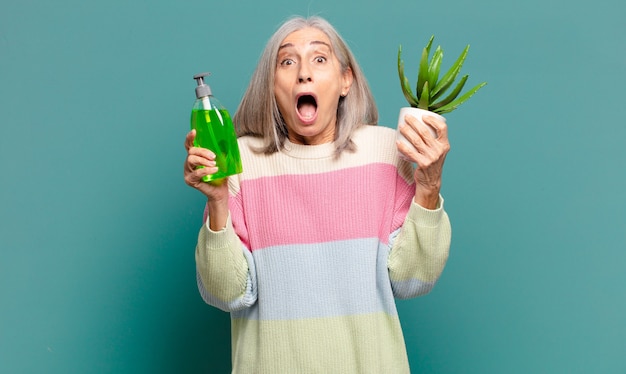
[{"xmin": 184, "ymin": 130, "xmax": 230, "ymax": 230}]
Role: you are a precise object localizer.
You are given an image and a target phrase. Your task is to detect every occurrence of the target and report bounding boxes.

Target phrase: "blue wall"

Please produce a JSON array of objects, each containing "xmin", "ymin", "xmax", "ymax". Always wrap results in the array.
[{"xmin": 1, "ymin": 0, "xmax": 625, "ymax": 372}]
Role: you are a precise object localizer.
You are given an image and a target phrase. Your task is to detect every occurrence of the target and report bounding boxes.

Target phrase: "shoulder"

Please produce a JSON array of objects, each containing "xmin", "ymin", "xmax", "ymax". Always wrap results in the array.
[
  {"xmin": 349, "ymin": 125, "xmax": 414, "ymax": 182},
  {"xmin": 350, "ymin": 125, "xmax": 400, "ymax": 159},
  {"xmin": 237, "ymin": 135, "xmax": 265, "ymax": 151},
  {"xmin": 352, "ymin": 124, "xmax": 396, "ymax": 142}
]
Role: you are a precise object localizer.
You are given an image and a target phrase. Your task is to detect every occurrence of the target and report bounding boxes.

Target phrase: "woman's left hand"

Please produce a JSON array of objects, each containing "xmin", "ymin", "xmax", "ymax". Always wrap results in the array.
[{"xmin": 396, "ymin": 114, "xmax": 451, "ymax": 209}]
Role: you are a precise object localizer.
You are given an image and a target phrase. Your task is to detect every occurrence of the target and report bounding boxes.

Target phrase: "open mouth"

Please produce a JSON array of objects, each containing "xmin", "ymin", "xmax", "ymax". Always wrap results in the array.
[{"xmin": 296, "ymin": 94, "xmax": 318, "ymax": 122}]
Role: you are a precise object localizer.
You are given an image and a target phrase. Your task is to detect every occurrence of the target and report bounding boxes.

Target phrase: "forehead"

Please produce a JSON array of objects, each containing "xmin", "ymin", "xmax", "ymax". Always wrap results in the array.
[{"xmin": 279, "ymin": 27, "xmax": 332, "ymax": 50}]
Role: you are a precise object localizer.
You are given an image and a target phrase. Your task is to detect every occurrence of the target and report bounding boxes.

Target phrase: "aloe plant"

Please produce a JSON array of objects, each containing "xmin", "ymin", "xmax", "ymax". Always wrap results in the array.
[{"xmin": 398, "ymin": 35, "xmax": 487, "ymax": 114}]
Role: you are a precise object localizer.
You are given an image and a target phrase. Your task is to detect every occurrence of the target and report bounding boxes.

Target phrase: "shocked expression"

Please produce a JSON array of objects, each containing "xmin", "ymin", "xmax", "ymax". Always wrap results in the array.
[{"xmin": 274, "ymin": 27, "xmax": 353, "ymax": 145}]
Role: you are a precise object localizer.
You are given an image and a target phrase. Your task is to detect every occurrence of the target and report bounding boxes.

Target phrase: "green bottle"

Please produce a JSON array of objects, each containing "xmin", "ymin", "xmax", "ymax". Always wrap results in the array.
[{"xmin": 191, "ymin": 72, "xmax": 242, "ymax": 183}]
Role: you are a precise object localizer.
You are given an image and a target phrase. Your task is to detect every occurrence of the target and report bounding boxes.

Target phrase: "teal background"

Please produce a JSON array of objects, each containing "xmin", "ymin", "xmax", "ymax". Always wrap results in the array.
[{"xmin": 1, "ymin": 0, "xmax": 625, "ymax": 372}]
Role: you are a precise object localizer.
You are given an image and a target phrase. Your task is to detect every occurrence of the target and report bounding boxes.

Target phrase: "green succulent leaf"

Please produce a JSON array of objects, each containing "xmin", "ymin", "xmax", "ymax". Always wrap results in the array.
[
  {"xmin": 431, "ymin": 44, "xmax": 469, "ymax": 99},
  {"xmin": 416, "ymin": 46, "xmax": 430, "ymax": 99},
  {"xmin": 428, "ymin": 46, "xmax": 443, "ymax": 91},
  {"xmin": 434, "ymin": 81, "xmax": 487, "ymax": 114},
  {"xmin": 397, "ymin": 45, "xmax": 419, "ymax": 107},
  {"xmin": 415, "ymin": 36, "xmax": 434, "ymax": 98},
  {"xmin": 419, "ymin": 81, "xmax": 430, "ymax": 110},
  {"xmin": 424, "ymin": 35, "xmax": 434, "ymax": 54},
  {"xmin": 431, "ymin": 74, "xmax": 468, "ymax": 110},
  {"xmin": 397, "ymin": 35, "xmax": 486, "ymax": 113}
]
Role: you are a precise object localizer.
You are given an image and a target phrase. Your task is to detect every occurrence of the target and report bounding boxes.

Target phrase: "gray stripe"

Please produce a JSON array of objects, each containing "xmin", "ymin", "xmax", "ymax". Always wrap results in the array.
[{"xmin": 233, "ymin": 238, "xmax": 398, "ymax": 321}]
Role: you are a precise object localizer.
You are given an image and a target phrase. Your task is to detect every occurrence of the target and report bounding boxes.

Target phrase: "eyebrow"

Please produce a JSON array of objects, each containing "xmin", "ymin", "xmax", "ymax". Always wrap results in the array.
[{"xmin": 278, "ymin": 40, "xmax": 332, "ymax": 51}]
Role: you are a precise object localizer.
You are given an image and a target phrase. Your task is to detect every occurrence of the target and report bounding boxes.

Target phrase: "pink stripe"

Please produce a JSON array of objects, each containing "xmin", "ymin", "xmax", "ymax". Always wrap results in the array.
[{"xmin": 229, "ymin": 163, "xmax": 414, "ymax": 250}]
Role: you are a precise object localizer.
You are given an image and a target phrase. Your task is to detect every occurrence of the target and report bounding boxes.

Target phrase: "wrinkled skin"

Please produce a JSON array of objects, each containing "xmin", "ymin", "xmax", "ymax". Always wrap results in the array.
[
  {"xmin": 183, "ymin": 129, "xmax": 229, "ymax": 231},
  {"xmin": 397, "ymin": 114, "xmax": 450, "ymax": 209}
]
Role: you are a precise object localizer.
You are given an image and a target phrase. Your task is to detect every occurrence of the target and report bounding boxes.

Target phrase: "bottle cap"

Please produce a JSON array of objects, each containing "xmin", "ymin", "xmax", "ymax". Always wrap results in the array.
[{"xmin": 193, "ymin": 72, "xmax": 212, "ymax": 98}]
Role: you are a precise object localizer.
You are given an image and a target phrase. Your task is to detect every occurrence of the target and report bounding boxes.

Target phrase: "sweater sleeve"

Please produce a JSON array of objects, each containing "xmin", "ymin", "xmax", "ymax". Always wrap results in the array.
[
  {"xmin": 195, "ymin": 213, "xmax": 258, "ymax": 312},
  {"xmin": 387, "ymin": 196, "xmax": 451, "ymax": 299}
]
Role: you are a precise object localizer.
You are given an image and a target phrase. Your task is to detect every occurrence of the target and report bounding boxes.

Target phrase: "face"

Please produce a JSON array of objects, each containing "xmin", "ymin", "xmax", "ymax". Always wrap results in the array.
[{"xmin": 274, "ymin": 27, "xmax": 353, "ymax": 145}]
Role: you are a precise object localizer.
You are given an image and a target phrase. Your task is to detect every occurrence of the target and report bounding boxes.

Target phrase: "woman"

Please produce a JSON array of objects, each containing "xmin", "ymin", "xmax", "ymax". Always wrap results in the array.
[{"xmin": 184, "ymin": 16, "xmax": 451, "ymax": 373}]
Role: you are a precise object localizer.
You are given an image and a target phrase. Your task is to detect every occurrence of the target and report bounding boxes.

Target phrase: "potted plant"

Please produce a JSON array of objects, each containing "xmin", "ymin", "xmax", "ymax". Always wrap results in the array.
[{"xmin": 397, "ymin": 35, "xmax": 487, "ymax": 149}]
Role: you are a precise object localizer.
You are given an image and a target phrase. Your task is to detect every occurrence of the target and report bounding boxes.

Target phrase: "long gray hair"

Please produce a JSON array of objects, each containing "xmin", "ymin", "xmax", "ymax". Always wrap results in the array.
[{"xmin": 233, "ymin": 16, "xmax": 378, "ymax": 155}]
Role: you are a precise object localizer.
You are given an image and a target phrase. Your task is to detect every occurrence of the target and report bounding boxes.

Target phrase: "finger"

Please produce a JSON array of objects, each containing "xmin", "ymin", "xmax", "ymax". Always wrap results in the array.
[
  {"xmin": 403, "ymin": 114, "xmax": 421, "ymax": 134},
  {"xmin": 422, "ymin": 115, "xmax": 448, "ymax": 140},
  {"xmin": 184, "ymin": 130, "xmax": 218, "ymax": 157},
  {"xmin": 185, "ymin": 165, "xmax": 219, "ymax": 186},
  {"xmin": 187, "ymin": 154, "xmax": 216, "ymax": 169},
  {"xmin": 400, "ymin": 119, "xmax": 430, "ymax": 151},
  {"xmin": 404, "ymin": 114, "xmax": 438, "ymax": 143},
  {"xmin": 397, "ymin": 139, "xmax": 426, "ymax": 165},
  {"xmin": 188, "ymin": 146, "xmax": 217, "ymax": 161},
  {"xmin": 185, "ymin": 130, "xmax": 196, "ymax": 151},
  {"xmin": 194, "ymin": 165, "xmax": 219, "ymax": 180}
]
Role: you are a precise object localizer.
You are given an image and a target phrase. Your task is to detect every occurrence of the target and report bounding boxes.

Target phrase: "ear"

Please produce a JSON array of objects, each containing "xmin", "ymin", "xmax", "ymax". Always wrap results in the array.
[{"xmin": 341, "ymin": 67, "xmax": 354, "ymax": 96}]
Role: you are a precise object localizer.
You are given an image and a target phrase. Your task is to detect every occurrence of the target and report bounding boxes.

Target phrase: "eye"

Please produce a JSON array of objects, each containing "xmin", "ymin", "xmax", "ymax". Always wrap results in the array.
[
  {"xmin": 314, "ymin": 56, "xmax": 327, "ymax": 63},
  {"xmin": 280, "ymin": 58, "xmax": 295, "ymax": 66}
]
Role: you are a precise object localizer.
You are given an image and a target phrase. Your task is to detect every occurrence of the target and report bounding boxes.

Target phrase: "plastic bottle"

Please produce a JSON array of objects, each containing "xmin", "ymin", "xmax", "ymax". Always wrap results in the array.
[{"xmin": 190, "ymin": 72, "xmax": 242, "ymax": 182}]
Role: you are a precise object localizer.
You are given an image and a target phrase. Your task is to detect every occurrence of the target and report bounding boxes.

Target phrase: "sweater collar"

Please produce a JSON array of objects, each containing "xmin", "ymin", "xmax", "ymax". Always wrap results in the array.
[{"xmin": 282, "ymin": 139, "xmax": 336, "ymax": 159}]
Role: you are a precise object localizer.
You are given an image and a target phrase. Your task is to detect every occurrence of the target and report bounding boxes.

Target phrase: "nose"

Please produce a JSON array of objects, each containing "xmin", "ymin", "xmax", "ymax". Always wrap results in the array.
[
  {"xmin": 298, "ymin": 65, "xmax": 312, "ymax": 83},
  {"xmin": 298, "ymin": 75, "xmax": 312, "ymax": 83}
]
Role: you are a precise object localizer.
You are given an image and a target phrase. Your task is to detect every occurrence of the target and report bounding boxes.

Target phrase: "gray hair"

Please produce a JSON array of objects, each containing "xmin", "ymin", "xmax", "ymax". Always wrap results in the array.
[{"xmin": 233, "ymin": 16, "xmax": 378, "ymax": 156}]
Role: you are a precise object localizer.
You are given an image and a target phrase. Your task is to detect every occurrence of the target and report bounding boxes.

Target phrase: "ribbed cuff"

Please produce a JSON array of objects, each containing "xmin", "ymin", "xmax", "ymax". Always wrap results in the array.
[
  {"xmin": 203, "ymin": 213, "xmax": 238, "ymax": 250},
  {"xmin": 407, "ymin": 195, "xmax": 445, "ymax": 227}
]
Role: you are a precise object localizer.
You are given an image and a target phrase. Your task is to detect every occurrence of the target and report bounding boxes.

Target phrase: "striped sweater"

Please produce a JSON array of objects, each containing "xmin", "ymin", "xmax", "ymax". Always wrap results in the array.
[{"xmin": 195, "ymin": 125, "xmax": 451, "ymax": 373}]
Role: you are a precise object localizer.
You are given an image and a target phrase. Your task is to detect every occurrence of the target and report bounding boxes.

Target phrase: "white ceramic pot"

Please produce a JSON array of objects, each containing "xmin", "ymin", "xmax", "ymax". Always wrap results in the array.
[{"xmin": 396, "ymin": 107, "xmax": 446, "ymax": 158}]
